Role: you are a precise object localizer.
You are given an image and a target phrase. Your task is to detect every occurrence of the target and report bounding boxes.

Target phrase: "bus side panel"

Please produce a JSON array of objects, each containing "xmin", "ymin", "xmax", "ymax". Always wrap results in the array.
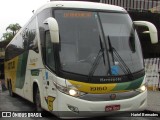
[
  {"xmin": 16, "ymin": 51, "xmax": 29, "ymax": 89},
  {"xmin": 24, "ymin": 49, "xmax": 44, "ymax": 102},
  {"xmin": 4, "ymin": 51, "xmax": 29, "ymax": 97},
  {"xmin": 15, "ymin": 51, "xmax": 29, "ymax": 97},
  {"xmin": 5, "ymin": 57, "xmax": 19, "ymax": 92}
]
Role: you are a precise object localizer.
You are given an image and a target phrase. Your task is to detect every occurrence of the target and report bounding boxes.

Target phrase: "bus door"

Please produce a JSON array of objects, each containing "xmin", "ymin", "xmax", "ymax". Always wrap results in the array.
[
  {"xmin": 42, "ymin": 70, "xmax": 58, "ymax": 111},
  {"xmin": 42, "ymin": 31, "xmax": 58, "ymax": 111}
]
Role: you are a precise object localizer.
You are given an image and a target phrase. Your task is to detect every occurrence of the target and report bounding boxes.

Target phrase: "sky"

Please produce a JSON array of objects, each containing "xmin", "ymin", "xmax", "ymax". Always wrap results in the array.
[{"xmin": 0, "ymin": 0, "xmax": 49, "ymax": 39}]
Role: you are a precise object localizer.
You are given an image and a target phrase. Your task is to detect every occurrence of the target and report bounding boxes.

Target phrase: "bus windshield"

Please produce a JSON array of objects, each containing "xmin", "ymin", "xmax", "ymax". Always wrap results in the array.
[{"xmin": 54, "ymin": 10, "xmax": 144, "ymax": 76}]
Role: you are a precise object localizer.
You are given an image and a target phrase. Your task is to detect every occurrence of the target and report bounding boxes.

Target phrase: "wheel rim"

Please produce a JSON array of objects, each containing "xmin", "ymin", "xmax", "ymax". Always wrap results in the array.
[{"xmin": 35, "ymin": 89, "xmax": 41, "ymax": 111}]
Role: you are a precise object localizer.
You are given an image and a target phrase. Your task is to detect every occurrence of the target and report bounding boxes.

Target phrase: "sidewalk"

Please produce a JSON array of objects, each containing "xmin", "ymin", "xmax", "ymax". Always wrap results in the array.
[{"xmin": 146, "ymin": 90, "xmax": 160, "ymax": 113}]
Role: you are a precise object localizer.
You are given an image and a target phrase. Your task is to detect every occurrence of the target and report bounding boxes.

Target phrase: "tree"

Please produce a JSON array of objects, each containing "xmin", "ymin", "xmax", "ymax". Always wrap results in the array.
[
  {"xmin": 6, "ymin": 23, "xmax": 21, "ymax": 36},
  {"xmin": 0, "ymin": 23, "xmax": 21, "ymax": 48},
  {"xmin": 1, "ymin": 32, "xmax": 14, "ymax": 41}
]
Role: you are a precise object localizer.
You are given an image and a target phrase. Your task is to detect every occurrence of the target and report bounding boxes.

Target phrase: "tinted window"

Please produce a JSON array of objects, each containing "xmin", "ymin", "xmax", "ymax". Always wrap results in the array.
[
  {"xmin": 5, "ymin": 35, "xmax": 25, "ymax": 61},
  {"xmin": 5, "ymin": 18, "xmax": 38, "ymax": 61},
  {"xmin": 45, "ymin": 31, "xmax": 55, "ymax": 71},
  {"xmin": 22, "ymin": 18, "xmax": 39, "ymax": 53}
]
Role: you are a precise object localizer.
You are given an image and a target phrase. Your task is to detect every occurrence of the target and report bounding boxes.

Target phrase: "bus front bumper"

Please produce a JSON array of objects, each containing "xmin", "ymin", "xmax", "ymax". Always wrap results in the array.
[{"xmin": 55, "ymin": 90, "xmax": 147, "ymax": 118}]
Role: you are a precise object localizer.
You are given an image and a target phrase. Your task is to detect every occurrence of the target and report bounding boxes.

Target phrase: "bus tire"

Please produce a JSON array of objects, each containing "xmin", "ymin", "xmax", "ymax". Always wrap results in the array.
[
  {"xmin": 34, "ymin": 87, "xmax": 43, "ymax": 112},
  {"xmin": 8, "ymin": 81, "xmax": 15, "ymax": 97}
]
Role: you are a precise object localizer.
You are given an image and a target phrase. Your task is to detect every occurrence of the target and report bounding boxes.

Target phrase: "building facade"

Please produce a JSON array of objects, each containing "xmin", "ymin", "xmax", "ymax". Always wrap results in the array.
[{"xmin": 102, "ymin": 0, "xmax": 160, "ymax": 12}]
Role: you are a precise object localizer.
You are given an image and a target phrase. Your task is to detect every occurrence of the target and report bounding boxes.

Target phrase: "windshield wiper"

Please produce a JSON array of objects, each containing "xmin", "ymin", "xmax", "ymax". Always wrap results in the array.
[
  {"xmin": 107, "ymin": 36, "xmax": 133, "ymax": 79},
  {"xmin": 88, "ymin": 37, "xmax": 106, "ymax": 81},
  {"xmin": 88, "ymin": 48, "xmax": 104, "ymax": 81}
]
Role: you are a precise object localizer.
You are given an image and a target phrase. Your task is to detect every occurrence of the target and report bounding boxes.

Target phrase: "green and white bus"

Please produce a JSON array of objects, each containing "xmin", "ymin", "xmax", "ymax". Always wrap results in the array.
[{"xmin": 5, "ymin": 0, "xmax": 158, "ymax": 118}]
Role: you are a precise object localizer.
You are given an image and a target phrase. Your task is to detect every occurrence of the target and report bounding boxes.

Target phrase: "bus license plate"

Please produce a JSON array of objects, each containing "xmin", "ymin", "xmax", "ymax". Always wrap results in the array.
[{"xmin": 105, "ymin": 105, "xmax": 120, "ymax": 112}]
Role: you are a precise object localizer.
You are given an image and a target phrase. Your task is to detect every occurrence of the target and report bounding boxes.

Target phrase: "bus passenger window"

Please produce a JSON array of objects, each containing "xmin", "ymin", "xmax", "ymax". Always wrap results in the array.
[{"xmin": 45, "ymin": 31, "xmax": 55, "ymax": 71}]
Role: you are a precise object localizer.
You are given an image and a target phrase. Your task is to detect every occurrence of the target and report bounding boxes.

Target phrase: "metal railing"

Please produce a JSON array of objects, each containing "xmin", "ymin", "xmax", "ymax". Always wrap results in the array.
[
  {"xmin": 144, "ymin": 58, "xmax": 160, "ymax": 91},
  {"xmin": 102, "ymin": 0, "xmax": 160, "ymax": 12}
]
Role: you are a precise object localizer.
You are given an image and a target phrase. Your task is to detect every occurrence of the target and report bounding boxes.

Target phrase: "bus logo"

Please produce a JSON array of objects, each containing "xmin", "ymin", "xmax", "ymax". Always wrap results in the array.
[{"xmin": 110, "ymin": 94, "xmax": 116, "ymax": 100}]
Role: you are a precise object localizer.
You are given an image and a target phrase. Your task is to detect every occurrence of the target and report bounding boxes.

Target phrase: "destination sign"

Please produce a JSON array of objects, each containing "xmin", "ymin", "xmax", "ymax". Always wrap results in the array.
[{"xmin": 64, "ymin": 12, "xmax": 92, "ymax": 18}]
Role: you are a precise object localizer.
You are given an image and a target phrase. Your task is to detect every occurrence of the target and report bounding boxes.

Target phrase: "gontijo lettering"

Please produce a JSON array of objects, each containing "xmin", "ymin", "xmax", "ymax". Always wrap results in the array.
[{"xmin": 8, "ymin": 61, "xmax": 15, "ymax": 70}]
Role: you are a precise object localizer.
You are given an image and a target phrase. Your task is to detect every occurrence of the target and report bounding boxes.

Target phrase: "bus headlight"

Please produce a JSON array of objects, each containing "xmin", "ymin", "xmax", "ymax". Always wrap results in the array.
[
  {"xmin": 136, "ymin": 85, "xmax": 146, "ymax": 92},
  {"xmin": 140, "ymin": 85, "xmax": 146, "ymax": 91},
  {"xmin": 53, "ymin": 82, "xmax": 85, "ymax": 97},
  {"xmin": 68, "ymin": 88, "xmax": 84, "ymax": 97},
  {"xmin": 69, "ymin": 89, "xmax": 78, "ymax": 96}
]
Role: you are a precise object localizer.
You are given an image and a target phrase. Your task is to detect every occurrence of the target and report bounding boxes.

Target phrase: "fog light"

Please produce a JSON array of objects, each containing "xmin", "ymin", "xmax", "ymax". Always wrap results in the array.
[{"xmin": 67, "ymin": 104, "xmax": 79, "ymax": 113}]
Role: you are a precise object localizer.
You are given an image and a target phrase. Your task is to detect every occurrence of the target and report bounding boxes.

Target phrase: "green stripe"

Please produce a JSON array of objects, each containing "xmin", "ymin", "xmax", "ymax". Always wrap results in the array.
[
  {"xmin": 16, "ymin": 51, "xmax": 29, "ymax": 89},
  {"xmin": 112, "ymin": 76, "xmax": 144, "ymax": 91}
]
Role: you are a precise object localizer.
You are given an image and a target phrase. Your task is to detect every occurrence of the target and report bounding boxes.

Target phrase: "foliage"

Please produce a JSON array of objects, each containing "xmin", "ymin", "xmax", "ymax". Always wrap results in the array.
[
  {"xmin": 6, "ymin": 23, "xmax": 21, "ymax": 36},
  {"xmin": 0, "ymin": 23, "xmax": 21, "ymax": 48},
  {"xmin": 1, "ymin": 32, "xmax": 14, "ymax": 41}
]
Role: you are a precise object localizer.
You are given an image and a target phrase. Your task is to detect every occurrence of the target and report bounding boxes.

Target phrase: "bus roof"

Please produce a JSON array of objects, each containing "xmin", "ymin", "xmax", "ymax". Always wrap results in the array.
[
  {"xmin": 6, "ymin": 1, "xmax": 126, "ymax": 47},
  {"xmin": 35, "ymin": 1, "xmax": 126, "ymax": 15}
]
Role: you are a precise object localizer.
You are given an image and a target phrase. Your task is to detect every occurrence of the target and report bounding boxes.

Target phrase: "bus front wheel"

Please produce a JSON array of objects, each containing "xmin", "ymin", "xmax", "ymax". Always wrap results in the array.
[{"xmin": 34, "ymin": 88, "xmax": 43, "ymax": 111}]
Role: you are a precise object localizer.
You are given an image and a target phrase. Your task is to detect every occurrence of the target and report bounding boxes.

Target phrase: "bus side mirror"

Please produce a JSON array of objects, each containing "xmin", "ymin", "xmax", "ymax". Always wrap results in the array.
[
  {"xmin": 43, "ymin": 17, "xmax": 59, "ymax": 43},
  {"xmin": 133, "ymin": 21, "xmax": 158, "ymax": 44}
]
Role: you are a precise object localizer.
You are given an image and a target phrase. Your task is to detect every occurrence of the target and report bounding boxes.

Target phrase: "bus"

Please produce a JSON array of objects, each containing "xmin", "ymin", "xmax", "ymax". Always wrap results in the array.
[{"xmin": 4, "ymin": 0, "xmax": 158, "ymax": 118}]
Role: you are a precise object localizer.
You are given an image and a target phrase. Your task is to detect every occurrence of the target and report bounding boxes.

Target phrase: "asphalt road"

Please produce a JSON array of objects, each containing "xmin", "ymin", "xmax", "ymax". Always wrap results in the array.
[{"xmin": 0, "ymin": 91, "xmax": 159, "ymax": 120}]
